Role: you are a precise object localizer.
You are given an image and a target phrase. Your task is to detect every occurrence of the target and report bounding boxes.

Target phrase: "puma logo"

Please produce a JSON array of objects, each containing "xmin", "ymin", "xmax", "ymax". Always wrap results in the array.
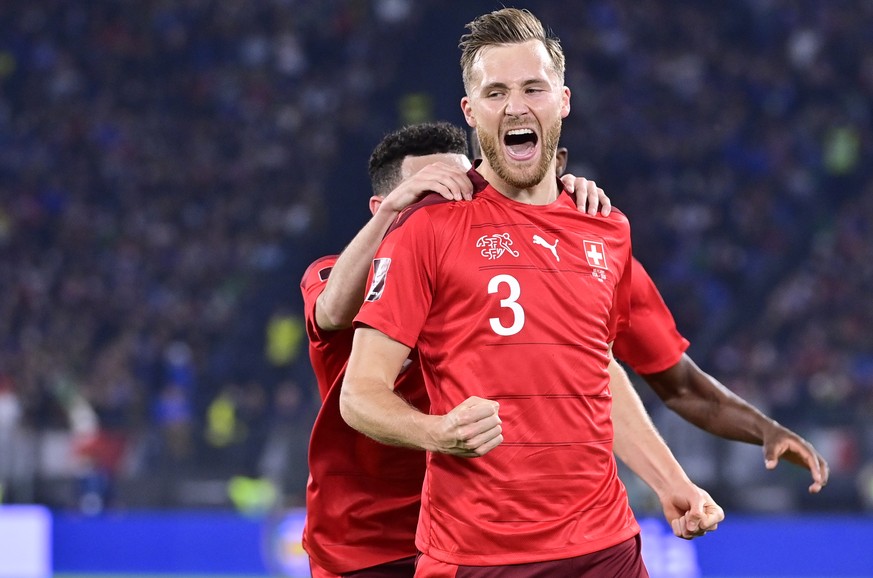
[{"xmin": 532, "ymin": 235, "xmax": 559, "ymax": 262}]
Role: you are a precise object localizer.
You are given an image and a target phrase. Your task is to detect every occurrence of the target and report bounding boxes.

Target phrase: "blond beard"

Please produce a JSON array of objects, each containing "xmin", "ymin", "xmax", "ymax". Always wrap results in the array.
[{"xmin": 478, "ymin": 119, "xmax": 562, "ymax": 190}]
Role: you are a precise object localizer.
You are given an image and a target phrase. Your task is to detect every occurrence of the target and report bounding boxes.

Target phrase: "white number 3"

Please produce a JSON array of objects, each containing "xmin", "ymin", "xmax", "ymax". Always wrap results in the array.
[{"xmin": 488, "ymin": 274, "xmax": 525, "ymax": 336}]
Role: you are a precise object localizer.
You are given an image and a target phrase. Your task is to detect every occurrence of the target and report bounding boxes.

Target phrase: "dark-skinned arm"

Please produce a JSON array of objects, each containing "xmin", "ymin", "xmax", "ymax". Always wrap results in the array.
[{"xmin": 641, "ymin": 352, "xmax": 829, "ymax": 493}]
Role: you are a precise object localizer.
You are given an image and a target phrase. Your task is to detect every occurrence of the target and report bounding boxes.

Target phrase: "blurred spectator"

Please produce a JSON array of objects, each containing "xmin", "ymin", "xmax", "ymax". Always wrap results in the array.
[
  {"xmin": 0, "ymin": 373, "xmax": 23, "ymax": 502},
  {"xmin": 264, "ymin": 305, "xmax": 305, "ymax": 387},
  {"xmin": 258, "ymin": 379, "xmax": 312, "ymax": 506}
]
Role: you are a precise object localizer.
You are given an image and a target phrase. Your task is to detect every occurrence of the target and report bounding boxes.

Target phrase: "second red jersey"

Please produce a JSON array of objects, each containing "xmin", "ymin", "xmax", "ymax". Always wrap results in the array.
[
  {"xmin": 300, "ymin": 255, "xmax": 428, "ymax": 574},
  {"xmin": 355, "ymin": 169, "xmax": 639, "ymax": 566},
  {"xmin": 613, "ymin": 258, "xmax": 691, "ymax": 375}
]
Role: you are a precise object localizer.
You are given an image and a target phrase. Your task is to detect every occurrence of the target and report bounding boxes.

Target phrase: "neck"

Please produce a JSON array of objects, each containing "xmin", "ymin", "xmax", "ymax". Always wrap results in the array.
[{"xmin": 477, "ymin": 160, "xmax": 559, "ymax": 205}]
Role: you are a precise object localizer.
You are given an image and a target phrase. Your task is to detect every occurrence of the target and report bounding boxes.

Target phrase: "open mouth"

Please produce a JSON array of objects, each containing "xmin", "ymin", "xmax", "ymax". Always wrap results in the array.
[{"xmin": 503, "ymin": 128, "xmax": 539, "ymax": 161}]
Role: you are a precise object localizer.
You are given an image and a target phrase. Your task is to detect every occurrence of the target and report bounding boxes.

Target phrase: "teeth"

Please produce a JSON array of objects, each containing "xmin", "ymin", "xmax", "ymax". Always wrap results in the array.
[{"xmin": 507, "ymin": 129, "xmax": 533, "ymax": 136}]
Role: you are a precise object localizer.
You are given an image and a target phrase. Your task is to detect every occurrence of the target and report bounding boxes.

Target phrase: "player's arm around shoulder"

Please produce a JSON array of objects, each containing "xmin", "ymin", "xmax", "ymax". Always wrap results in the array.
[
  {"xmin": 381, "ymin": 161, "xmax": 474, "ymax": 213},
  {"xmin": 341, "ymin": 327, "xmax": 502, "ymax": 458},
  {"xmin": 315, "ymin": 163, "xmax": 472, "ymax": 331},
  {"xmin": 561, "ymin": 174, "xmax": 612, "ymax": 216}
]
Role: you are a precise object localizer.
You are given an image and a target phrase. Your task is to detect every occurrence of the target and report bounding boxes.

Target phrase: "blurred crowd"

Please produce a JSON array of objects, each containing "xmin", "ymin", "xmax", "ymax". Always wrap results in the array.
[
  {"xmin": 0, "ymin": 0, "xmax": 426, "ymax": 511},
  {"xmin": 0, "ymin": 0, "xmax": 871, "ymax": 514}
]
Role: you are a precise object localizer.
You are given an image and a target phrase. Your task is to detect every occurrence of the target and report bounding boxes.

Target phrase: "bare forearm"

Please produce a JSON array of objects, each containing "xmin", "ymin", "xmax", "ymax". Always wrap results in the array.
[
  {"xmin": 643, "ymin": 354, "xmax": 775, "ymax": 445},
  {"xmin": 315, "ymin": 208, "xmax": 398, "ymax": 330},
  {"xmin": 610, "ymin": 357, "xmax": 690, "ymax": 495},
  {"xmin": 643, "ymin": 353, "xmax": 828, "ymax": 490},
  {"xmin": 340, "ymin": 374, "xmax": 436, "ymax": 450},
  {"xmin": 340, "ymin": 327, "xmax": 441, "ymax": 450}
]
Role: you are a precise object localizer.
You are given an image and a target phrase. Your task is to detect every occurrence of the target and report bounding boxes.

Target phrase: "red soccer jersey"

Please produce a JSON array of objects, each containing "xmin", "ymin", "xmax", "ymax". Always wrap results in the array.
[
  {"xmin": 613, "ymin": 258, "xmax": 691, "ymax": 375},
  {"xmin": 300, "ymin": 255, "xmax": 428, "ymax": 574},
  {"xmin": 355, "ymin": 169, "xmax": 639, "ymax": 566}
]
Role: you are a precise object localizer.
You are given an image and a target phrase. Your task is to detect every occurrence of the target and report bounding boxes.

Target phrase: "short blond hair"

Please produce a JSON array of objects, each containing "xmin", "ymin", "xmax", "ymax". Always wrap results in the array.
[{"xmin": 459, "ymin": 8, "xmax": 565, "ymax": 92}]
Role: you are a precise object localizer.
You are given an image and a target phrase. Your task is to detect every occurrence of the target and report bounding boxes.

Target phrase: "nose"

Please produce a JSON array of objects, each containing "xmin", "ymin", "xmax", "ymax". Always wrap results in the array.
[{"xmin": 504, "ymin": 90, "xmax": 529, "ymax": 117}]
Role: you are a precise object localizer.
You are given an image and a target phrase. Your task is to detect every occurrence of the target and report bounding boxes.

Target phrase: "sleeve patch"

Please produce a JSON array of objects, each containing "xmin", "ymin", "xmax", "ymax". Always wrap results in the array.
[{"xmin": 365, "ymin": 258, "xmax": 391, "ymax": 302}]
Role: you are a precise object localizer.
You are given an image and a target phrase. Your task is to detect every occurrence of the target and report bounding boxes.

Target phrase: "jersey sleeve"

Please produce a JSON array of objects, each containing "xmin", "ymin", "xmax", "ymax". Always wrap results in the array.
[
  {"xmin": 300, "ymin": 255, "xmax": 339, "ymax": 345},
  {"xmin": 354, "ymin": 210, "xmax": 437, "ymax": 349},
  {"xmin": 613, "ymin": 258, "xmax": 690, "ymax": 374}
]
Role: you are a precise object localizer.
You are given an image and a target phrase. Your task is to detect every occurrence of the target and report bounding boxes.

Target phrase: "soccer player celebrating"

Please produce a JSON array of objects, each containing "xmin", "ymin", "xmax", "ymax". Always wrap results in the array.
[
  {"xmin": 341, "ymin": 8, "xmax": 722, "ymax": 576},
  {"xmin": 301, "ymin": 122, "xmax": 609, "ymax": 577}
]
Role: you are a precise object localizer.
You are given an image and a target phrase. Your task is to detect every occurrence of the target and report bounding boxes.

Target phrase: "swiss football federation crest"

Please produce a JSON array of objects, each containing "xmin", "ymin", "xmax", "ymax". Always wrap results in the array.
[
  {"xmin": 582, "ymin": 240, "xmax": 608, "ymax": 269},
  {"xmin": 365, "ymin": 258, "xmax": 391, "ymax": 302},
  {"xmin": 477, "ymin": 233, "xmax": 519, "ymax": 260}
]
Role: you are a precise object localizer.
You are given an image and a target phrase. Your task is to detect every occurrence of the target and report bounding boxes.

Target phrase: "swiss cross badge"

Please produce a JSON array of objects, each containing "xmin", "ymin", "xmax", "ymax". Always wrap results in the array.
[{"xmin": 582, "ymin": 240, "xmax": 608, "ymax": 269}]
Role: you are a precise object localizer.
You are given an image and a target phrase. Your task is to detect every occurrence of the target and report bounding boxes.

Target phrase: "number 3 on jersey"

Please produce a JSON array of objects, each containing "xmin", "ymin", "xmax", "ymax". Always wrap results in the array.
[{"xmin": 488, "ymin": 274, "xmax": 525, "ymax": 336}]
